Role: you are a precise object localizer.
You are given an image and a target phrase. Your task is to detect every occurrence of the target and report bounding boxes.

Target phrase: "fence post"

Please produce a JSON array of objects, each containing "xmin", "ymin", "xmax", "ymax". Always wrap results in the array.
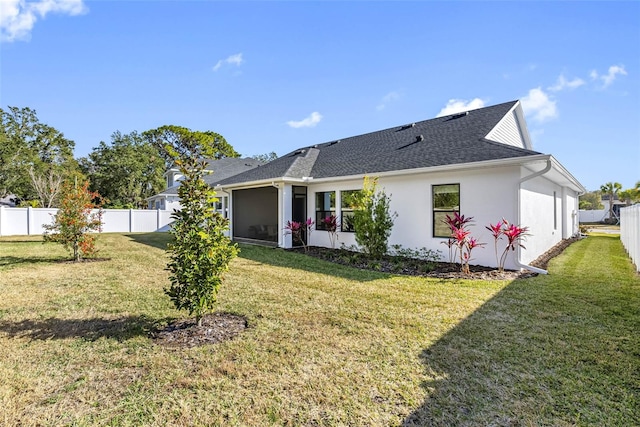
[
  {"xmin": 129, "ymin": 209, "xmax": 134, "ymax": 233},
  {"xmin": 27, "ymin": 206, "xmax": 32, "ymax": 235},
  {"xmin": 0, "ymin": 206, "xmax": 3, "ymax": 236}
]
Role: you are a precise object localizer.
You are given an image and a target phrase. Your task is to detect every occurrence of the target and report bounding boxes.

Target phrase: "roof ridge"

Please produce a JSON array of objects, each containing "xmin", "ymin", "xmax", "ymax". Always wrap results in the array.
[{"xmin": 284, "ymin": 147, "xmax": 320, "ymax": 178}]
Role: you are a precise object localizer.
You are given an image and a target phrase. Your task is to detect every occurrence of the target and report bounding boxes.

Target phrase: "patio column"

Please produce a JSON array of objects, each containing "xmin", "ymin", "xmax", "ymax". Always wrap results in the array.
[{"xmin": 281, "ymin": 183, "xmax": 293, "ymax": 248}]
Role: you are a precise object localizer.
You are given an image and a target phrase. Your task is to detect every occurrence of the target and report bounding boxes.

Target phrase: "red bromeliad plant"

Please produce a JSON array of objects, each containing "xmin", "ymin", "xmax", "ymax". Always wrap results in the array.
[
  {"xmin": 320, "ymin": 214, "xmax": 339, "ymax": 249},
  {"xmin": 284, "ymin": 218, "xmax": 315, "ymax": 252},
  {"xmin": 486, "ymin": 218, "xmax": 530, "ymax": 271},
  {"xmin": 443, "ymin": 213, "xmax": 485, "ymax": 274}
]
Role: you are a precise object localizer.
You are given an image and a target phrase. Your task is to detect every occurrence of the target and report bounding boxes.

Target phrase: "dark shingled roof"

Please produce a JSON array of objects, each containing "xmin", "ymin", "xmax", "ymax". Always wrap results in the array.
[
  {"xmin": 202, "ymin": 157, "xmax": 262, "ymax": 186},
  {"xmin": 218, "ymin": 101, "xmax": 541, "ymax": 186}
]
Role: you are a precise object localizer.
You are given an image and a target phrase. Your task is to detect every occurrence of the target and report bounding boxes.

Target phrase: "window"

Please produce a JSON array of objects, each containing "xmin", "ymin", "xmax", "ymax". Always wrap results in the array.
[
  {"xmin": 315, "ymin": 191, "xmax": 335, "ymax": 230},
  {"xmin": 433, "ymin": 184, "xmax": 460, "ymax": 238},
  {"xmin": 340, "ymin": 190, "xmax": 360, "ymax": 232},
  {"xmin": 214, "ymin": 196, "xmax": 229, "ymax": 219}
]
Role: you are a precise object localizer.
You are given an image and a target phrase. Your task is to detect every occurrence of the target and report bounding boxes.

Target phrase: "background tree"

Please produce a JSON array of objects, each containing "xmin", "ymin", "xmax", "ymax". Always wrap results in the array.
[
  {"xmin": 0, "ymin": 107, "xmax": 78, "ymax": 203},
  {"xmin": 143, "ymin": 125, "xmax": 240, "ymax": 168},
  {"xmin": 43, "ymin": 179, "xmax": 105, "ymax": 262},
  {"xmin": 579, "ymin": 190, "xmax": 603, "ymax": 210},
  {"xmin": 351, "ymin": 177, "xmax": 397, "ymax": 259},
  {"xmin": 150, "ymin": 127, "xmax": 239, "ymax": 327},
  {"xmin": 28, "ymin": 167, "xmax": 63, "ymax": 208},
  {"xmin": 81, "ymin": 131, "xmax": 165, "ymax": 208},
  {"xmin": 251, "ymin": 151, "xmax": 278, "ymax": 164},
  {"xmin": 618, "ymin": 181, "xmax": 640, "ymax": 206},
  {"xmin": 600, "ymin": 182, "xmax": 622, "ymax": 220}
]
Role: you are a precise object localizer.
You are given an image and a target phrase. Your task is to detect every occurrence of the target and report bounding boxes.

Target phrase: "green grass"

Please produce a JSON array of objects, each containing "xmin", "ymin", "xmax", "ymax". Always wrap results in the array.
[{"xmin": 0, "ymin": 233, "xmax": 638, "ymax": 426}]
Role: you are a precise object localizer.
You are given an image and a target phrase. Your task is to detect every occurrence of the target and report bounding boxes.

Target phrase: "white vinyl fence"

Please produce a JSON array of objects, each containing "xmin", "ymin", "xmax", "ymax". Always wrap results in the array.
[
  {"xmin": 578, "ymin": 209, "xmax": 607, "ymax": 223},
  {"xmin": 0, "ymin": 206, "xmax": 174, "ymax": 237},
  {"xmin": 620, "ymin": 204, "xmax": 640, "ymax": 272}
]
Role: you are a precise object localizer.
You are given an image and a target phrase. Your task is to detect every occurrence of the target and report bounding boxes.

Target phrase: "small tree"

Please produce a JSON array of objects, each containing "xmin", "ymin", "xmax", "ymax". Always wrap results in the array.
[
  {"xmin": 150, "ymin": 130, "xmax": 240, "ymax": 327},
  {"xmin": 43, "ymin": 179, "xmax": 104, "ymax": 261},
  {"xmin": 352, "ymin": 177, "xmax": 397, "ymax": 259}
]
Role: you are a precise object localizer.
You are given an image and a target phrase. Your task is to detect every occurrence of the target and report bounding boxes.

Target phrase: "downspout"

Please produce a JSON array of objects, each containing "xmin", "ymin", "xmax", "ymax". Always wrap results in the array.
[{"xmin": 516, "ymin": 159, "xmax": 552, "ymax": 274}]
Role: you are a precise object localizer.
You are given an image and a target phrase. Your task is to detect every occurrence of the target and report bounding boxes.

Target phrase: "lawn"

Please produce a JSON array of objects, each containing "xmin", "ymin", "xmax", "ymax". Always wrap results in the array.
[{"xmin": 0, "ymin": 233, "xmax": 638, "ymax": 426}]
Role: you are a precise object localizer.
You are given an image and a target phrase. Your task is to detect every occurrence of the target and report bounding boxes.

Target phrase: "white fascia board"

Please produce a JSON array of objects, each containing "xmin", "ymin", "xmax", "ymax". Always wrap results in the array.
[
  {"xmin": 214, "ymin": 177, "xmax": 309, "ymax": 191},
  {"xmin": 549, "ymin": 156, "xmax": 587, "ymax": 193},
  {"xmin": 512, "ymin": 102, "xmax": 533, "ymax": 150},
  {"xmin": 308, "ymin": 154, "xmax": 552, "ymax": 184}
]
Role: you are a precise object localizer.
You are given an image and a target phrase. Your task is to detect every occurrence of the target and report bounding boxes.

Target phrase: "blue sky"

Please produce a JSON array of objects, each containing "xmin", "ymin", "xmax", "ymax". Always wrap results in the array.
[{"xmin": 1, "ymin": 1, "xmax": 638, "ymax": 191}]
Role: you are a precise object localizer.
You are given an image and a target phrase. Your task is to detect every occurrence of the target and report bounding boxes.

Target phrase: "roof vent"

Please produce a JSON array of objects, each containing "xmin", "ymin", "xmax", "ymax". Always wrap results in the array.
[
  {"xmin": 292, "ymin": 149, "xmax": 306, "ymax": 156},
  {"xmin": 327, "ymin": 139, "xmax": 341, "ymax": 147},
  {"xmin": 416, "ymin": 134, "xmax": 424, "ymax": 142},
  {"xmin": 400, "ymin": 123, "xmax": 416, "ymax": 130}
]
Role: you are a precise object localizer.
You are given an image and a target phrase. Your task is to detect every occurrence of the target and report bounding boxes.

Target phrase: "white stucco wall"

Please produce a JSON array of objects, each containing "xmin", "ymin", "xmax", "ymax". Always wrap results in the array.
[
  {"xmin": 306, "ymin": 166, "xmax": 528, "ymax": 269},
  {"xmin": 519, "ymin": 175, "xmax": 563, "ymax": 265}
]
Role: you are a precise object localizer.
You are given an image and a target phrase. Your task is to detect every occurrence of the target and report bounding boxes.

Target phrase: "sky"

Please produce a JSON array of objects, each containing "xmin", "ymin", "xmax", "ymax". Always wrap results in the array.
[{"xmin": 1, "ymin": 1, "xmax": 639, "ymax": 192}]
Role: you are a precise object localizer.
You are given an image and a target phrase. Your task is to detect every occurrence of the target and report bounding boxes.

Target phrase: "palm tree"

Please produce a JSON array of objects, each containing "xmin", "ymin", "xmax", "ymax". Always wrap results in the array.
[{"xmin": 600, "ymin": 182, "xmax": 622, "ymax": 221}]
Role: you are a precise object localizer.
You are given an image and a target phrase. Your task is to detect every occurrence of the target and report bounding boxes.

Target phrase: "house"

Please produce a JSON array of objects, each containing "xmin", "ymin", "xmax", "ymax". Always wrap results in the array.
[
  {"xmin": 214, "ymin": 100, "xmax": 585, "ymax": 271},
  {"xmin": 147, "ymin": 157, "xmax": 262, "ymax": 217}
]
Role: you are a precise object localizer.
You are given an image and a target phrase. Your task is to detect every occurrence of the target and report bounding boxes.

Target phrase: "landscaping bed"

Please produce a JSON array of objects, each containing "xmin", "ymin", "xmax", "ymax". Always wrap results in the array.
[{"xmin": 289, "ymin": 236, "xmax": 581, "ymax": 280}]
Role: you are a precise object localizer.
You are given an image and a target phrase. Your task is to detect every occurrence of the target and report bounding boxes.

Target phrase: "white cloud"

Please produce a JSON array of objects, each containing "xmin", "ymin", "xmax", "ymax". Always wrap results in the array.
[
  {"xmin": 548, "ymin": 74, "xmax": 585, "ymax": 92},
  {"xmin": 0, "ymin": 0, "xmax": 87, "ymax": 42},
  {"xmin": 589, "ymin": 65, "xmax": 627, "ymax": 88},
  {"xmin": 286, "ymin": 112, "xmax": 323, "ymax": 129},
  {"xmin": 601, "ymin": 65, "xmax": 627, "ymax": 87},
  {"xmin": 436, "ymin": 98, "xmax": 485, "ymax": 117},
  {"xmin": 521, "ymin": 87, "xmax": 558, "ymax": 122},
  {"xmin": 212, "ymin": 53, "xmax": 244, "ymax": 72},
  {"xmin": 376, "ymin": 91, "xmax": 400, "ymax": 111}
]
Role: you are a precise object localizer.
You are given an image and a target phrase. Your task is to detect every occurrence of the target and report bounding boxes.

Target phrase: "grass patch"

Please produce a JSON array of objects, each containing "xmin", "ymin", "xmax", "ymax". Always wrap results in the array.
[{"xmin": 0, "ymin": 233, "xmax": 637, "ymax": 426}]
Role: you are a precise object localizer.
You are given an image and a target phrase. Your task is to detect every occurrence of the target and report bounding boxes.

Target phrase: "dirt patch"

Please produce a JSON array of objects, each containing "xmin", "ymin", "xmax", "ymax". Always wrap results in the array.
[{"xmin": 152, "ymin": 312, "xmax": 247, "ymax": 348}]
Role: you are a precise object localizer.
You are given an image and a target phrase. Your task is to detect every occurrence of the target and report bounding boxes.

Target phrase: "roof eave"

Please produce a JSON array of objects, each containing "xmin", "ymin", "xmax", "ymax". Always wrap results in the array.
[{"xmin": 307, "ymin": 154, "xmax": 551, "ymax": 184}]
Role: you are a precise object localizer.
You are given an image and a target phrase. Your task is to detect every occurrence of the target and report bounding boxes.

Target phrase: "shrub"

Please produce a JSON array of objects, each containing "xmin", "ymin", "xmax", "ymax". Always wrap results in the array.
[
  {"xmin": 284, "ymin": 218, "xmax": 314, "ymax": 253},
  {"xmin": 351, "ymin": 177, "xmax": 397, "ymax": 259},
  {"xmin": 443, "ymin": 212, "xmax": 485, "ymax": 274},
  {"xmin": 43, "ymin": 180, "xmax": 104, "ymax": 261},
  {"xmin": 320, "ymin": 214, "xmax": 339, "ymax": 249},
  {"xmin": 486, "ymin": 218, "xmax": 530, "ymax": 271}
]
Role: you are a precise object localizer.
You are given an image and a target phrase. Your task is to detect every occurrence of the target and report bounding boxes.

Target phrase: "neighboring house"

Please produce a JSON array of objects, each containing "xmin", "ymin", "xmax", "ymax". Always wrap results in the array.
[
  {"xmin": 601, "ymin": 195, "xmax": 626, "ymax": 222},
  {"xmin": 0, "ymin": 194, "xmax": 18, "ymax": 207},
  {"xmin": 215, "ymin": 100, "xmax": 585, "ymax": 271},
  {"xmin": 147, "ymin": 158, "xmax": 262, "ymax": 217}
]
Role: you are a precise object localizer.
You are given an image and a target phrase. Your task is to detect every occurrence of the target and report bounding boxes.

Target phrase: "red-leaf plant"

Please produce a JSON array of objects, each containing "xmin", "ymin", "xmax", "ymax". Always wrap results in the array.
[
  {"xmin": 486, "ymin": 219, "xmax": 530, "ymax": 271},
  {"xmin": 443, "ymin": 213, "xmax": 485, "ymax": 274},
  {"xmin": 320, "ymin": 214, "xmax": 340, "ymax": 249},
  {"xmin": 284, "ymin": 218, "xmax": 315, "ymax": 253}
]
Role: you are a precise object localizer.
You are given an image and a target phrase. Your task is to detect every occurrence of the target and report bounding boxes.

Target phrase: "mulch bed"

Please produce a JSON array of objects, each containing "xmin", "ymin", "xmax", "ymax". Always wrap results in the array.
[
  {"xmin": 290, "ymin": 236, "xmax": 581, "ymax": 281},
  {"xmin": 152, "ymin": 312, "xmax": 248, "ymax": 348}
]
